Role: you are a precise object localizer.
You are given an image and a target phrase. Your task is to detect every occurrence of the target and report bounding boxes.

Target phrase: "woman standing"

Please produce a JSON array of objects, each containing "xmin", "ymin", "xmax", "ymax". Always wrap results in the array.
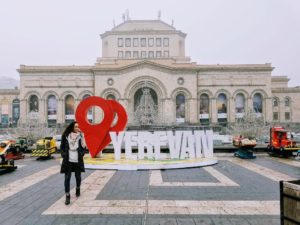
[{"xmin": 60, "ymin": 121, "xmax": 86, "ymax": 205}]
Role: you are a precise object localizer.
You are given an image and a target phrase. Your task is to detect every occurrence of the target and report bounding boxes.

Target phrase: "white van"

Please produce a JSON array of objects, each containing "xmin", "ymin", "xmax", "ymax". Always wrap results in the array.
[{"xmin": 53, "ymin": 135, "xmax": 62, "ymax": 151}]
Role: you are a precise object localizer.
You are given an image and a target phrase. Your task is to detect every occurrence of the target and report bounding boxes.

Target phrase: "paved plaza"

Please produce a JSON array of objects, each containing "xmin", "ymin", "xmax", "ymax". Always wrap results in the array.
[{"xmin": 0, "ymin": 153, "xmax": 300, "ymax": 225}]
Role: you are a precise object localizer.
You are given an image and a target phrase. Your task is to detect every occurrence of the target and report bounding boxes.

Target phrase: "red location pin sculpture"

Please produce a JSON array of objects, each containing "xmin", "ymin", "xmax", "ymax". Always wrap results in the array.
[
  {"xmin": 75, "ymin": 96, "xmax": 128, "ymax": 158},
  {"xmin": 97, "ymin": 100, "xmax": 128, "ymax": 151}
]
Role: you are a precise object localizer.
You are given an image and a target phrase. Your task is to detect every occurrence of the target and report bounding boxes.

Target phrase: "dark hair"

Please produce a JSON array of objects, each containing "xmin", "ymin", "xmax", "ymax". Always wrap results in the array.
[{"xmin": 62, "ymin": 121, "xmax": 78, "ymax": 137}]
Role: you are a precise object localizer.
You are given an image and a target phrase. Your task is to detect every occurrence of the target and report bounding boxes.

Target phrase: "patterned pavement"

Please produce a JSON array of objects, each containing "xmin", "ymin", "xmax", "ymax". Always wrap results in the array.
[{"xmin": 0, "ymin": 153, "xmax": 300, "ymax": 225}]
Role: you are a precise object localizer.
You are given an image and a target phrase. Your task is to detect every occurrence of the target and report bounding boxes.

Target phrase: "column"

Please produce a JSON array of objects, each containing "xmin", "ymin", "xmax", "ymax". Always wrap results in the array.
[
  {"xmin": 265, "ymin": 97, "xmax": 273, "ymax": 123},
  {"xmin": 163, "ymin": 98, "xmax": 174, "ymax": 124},
  {"xmin": 211, "ymin": 98, "xmax": 217, "ymax": 124},
  {"xmin": 39, "ymin": 98, "xmax": 46, "ymax": 124},
  {"xmin": 229, "ymin": 97, "xmax": 235, "ymax": 123},
  {"xmin": 56, "ymin": 98, "xmax": 63, "ymax": 125},
  {"xmin": 20, "ymin": 99, "xmax": 27, "ymax": 124},
  {"xmin": 189, "ymin": 98, "xmax": 198, "ymax": 124}
]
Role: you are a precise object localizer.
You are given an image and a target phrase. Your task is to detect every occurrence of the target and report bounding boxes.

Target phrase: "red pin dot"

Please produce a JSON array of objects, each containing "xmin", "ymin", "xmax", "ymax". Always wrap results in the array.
[{"xmin": 75, "ymin": 96, "xmax": 114, "ymax": 158}]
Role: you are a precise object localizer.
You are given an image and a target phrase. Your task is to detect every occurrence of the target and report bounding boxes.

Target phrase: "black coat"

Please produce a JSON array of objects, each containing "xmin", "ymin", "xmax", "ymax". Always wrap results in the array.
[{"xmin": 60, "ymin": 134, "xmax": 85, "ymax": 173}]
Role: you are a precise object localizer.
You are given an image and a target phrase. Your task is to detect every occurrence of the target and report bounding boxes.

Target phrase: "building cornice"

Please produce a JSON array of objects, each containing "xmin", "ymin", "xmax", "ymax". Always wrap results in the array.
[
  {"xmin": 17, "ymin": 62, "xmax": 274, "ymax": 74},
  {"xmin": 197, "ymin": 64, "xmax": 274, "ymax": 72},
  {"xmin": 101, "ymin": 30, "xmax": 186, "ymax": 38},
  {"xmin": 272, "ymin": 87, "xmax": 300, "ymax": 93},
  {"xmin": 0, "ymin": 89, "xmax": 20, "ymax": 94},
  {"xmin": 17, "ymin": 65, "xmax": 93, "ymax": 73}
]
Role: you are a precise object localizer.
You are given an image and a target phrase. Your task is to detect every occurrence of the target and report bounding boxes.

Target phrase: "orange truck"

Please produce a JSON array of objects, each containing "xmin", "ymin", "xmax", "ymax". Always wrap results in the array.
[{"xmin": 267, "ymin": 126, "xmax": 300, "ymax": 157}]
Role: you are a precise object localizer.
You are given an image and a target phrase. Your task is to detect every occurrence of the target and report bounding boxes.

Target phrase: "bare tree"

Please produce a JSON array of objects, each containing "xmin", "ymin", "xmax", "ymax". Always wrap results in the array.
[
  {"xmin": 15, "ymin": 112, "xmax": 57, "ymax": 141},
  {"xmin": 231, "ymin": 109, "xmax": 269, "ymax": 139}
]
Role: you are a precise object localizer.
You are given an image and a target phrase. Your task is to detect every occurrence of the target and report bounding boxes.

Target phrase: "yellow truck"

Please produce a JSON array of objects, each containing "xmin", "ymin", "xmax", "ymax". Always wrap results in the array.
[{"xmin": 31, "ymin": 137, "xmax": 56, "ymax": 159}]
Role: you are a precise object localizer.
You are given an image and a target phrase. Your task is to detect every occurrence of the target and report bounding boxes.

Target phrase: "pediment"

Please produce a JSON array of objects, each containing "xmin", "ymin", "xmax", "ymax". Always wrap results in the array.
[{"xmin": 93, "ymin": 60, "xmax": 198, "ymax": 74}]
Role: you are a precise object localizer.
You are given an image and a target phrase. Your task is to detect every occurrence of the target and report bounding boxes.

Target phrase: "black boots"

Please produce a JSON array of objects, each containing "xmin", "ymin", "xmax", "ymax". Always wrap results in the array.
[
  {"xmin": 65, "ymin": 193, "xmax": 70, "ymax": 205},
  {"xmin": 65, "ymin": 188, "xmax": 80, "ymax": 205},
  {"xmin": 76, "ymin": 187, "xmax": 80, "ymax": 197}
]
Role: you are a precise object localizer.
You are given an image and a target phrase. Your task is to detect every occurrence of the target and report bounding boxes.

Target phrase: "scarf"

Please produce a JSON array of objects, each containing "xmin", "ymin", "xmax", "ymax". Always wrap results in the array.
[{"xmin": 67, "ymin": 132, "xmax": 80, "ymax": 151}]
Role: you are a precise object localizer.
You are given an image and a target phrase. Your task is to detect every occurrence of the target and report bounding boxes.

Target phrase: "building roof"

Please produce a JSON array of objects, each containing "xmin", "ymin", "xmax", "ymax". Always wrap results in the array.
[{"xmin": 101, "ymin": 19, "xmax": 186, "ymax": 38}]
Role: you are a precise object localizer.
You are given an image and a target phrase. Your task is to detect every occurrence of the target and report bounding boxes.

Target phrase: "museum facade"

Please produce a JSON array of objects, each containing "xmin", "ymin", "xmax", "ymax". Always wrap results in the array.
[{"xmin": 1, "ymin": 19, "xmax": 300, "ymax": 128}]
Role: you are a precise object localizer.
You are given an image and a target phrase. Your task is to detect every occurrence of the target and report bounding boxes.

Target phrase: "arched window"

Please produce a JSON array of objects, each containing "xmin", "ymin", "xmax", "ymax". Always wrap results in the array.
[
  {"xmin": 65, "ymin": 95, "xmax": 75, "ymax": 122},
  {"xmin": 217, "ymin": 93, "xmax": 227, "ymax": 125},
  {"xmin": 134, "ymin": 87, "xmax": 158, "ymax": 125},
  {"xmin": 83, "ymin": 94, "xmax": 92, "ymax": 122},
  {"xmin": 235, "ymin": 93, "xmax": 245, "ymax": 113},
  {"xmin": 253, "ymin": 93, "xmax": 263, "ymax": 113},
  {"xmin": 200, "ymin": 94, "xmax": 209, "ymax": 114},
  {"xmin": 199, "ymin": 94, "xmax": 209, "ymax": 124},
  {"xmin": 217, "ymin": 93, "xmax": 227, "ymax": 114},
  {"xmin": 47, "ymin": 95, "xmax": 57, "ymax": 125},
  {"xmin": 106, "ymin": 94, "xmax": 116, "ymax": 100},
  {"xmin": 273, "ymin": 97, "xmax": 279, "ymax": 107},
  {"xmin": 176, "ymin": 94, "xmax": 185, "ymax": 123},
  {"xmin": 29, "ymin": 95, "xmax": 39, "ymax": 112},
  {"xmin": 12, "ymin": 99, "xmax": 20, "ymax": 126},
  {"xmin": 284, "ymin": 97, "xmax": 290, "ymax": 107}
]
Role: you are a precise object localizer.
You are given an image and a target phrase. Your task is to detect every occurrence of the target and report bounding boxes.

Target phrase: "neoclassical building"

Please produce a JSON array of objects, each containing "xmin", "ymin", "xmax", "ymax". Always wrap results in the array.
[{"xmin": 2, "ymin": 19, "xmax": 300, "ymax": 128}]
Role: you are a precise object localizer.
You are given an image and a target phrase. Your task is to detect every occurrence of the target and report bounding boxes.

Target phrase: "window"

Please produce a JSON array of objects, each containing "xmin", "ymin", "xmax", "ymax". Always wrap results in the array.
[
  {"xmin": 253, "ymin": 93, "xmax": 263, "ymax": 113},
  {"xmin": 29, "ymin": 95, "xmax": 39, "ymax": 112},
  {"xmin": 125, "ymin": 51, "xmax": 131, "ymax": 58},
  {"xmin": 163, "ymin": 38, "xmax": 169, "ymax": 47},
  {"xmin": 200, "ymin": 94, "xmax": 209, "ymax": 114},
  {"xmin": 106, "ymin": 94, "xmax": 116, "ymax": 100},
  {"xmin": 285, "ymin": 112, "xmax": 290, "ymax": 120},
  {"xmin": 65, "ymin": 95, "xmax": 75, "ymax": 122},
  {"xmin": 284, "ymin": 97, "xmax": 290, "ymax": 107},
  {"xmin": 199, "ymin": 94, "xmax": 210, "ymax": 125},
  {"xmin": 12, "ymin": 99, "xmax": 20, "ymax": 125},
  {"xmin": 156, "ymin": 51, "xmax": 161, "ymax": 58},
  {"xmin": 133, "ymin": 38, "xmax": 139, "ymax": 47},
  {"xmin": 125, "ymin": 38, "xmax": 131, "ymax": 47},
  {"xmin": 217, "ymin": 93, "xmax": 227, "ymax": 114},
  {"xmin": 156, "ymin": 38, "xmax": 161, "ymax": 47},
  {"xmin": 273, "ymin": 98, "xmax": 278, "ymax": 107},
  {"xmin": 141, "ymin": 38, "xmax": 146, "ymax": 47},
  {"xmin": 176, "ymin": 94, "xmax": 185, "ymax": 123},
  {"xmin": 133, "ymin": 51, "xmax": 139, "ymax": 58},
  {"xmin": 148, "ymin": 38, "xmax": 154, "ymax": 47},
  {"xmin": 235, "ymin": 93, "xmax": 245, "ymax": 113},
  {"xmin": 83, "ymin": 94, "xmax": 92, "ymax": 122},
  {"xmin": 163, "ymin": 51, "xmax": 169, "ymax": 57},
  {"xmin": 141, "ymin": 51, "xmax": 147, "ymax": 58},
  {"xmin": 148, "ymin": 51, "xmax": 154, "ymax": 58},
  {"xmin": 217, "ymin": 93, "xmax": 227, "ymax": 125},
  {"xmin": 118, "ymin": 38, "xmax": 123, "ymax": 47},
  {"xmin": 47, "ymin": 95, "xmax": 57, "ymax": 120},
  {"xmin": 273, "ymin": 112, "xmax": 279, "ymax": 121},
  {"xmin": 118, "ymin": 51, "xmax": 123, "ymax": 58}
]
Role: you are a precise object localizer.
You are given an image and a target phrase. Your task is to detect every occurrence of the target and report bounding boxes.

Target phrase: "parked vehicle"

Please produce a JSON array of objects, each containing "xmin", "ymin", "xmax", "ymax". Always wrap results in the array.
[
  {"xmin": 266, "ymin": 126, "xmax": 300, "ymax": 157},
  {"xmin": 53, "ymin": 135, "xmax": 62, "ymax": 151},
  {"xmin": 15, "ymin": 137, "xmax": 29, "ymax": 152},
  {"xmin": 232, "ymin": 136, "xmax": 257, "ymax": 159},
  {"xmin": 31, "ymin": 137, "xmax": 56, "ymax": 159},
  {"xmin": 0, "ymin": 140, "xmax": 19, "ymax": 172},
  {"xmin": 0, "ymin": 140, "xmax": 25, "ymax": 160}
]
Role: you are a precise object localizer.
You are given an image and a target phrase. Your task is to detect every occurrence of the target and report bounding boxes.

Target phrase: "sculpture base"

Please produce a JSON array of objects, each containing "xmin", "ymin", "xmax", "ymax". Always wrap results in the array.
[{"xmin": 84, "ymin": 153, "xmax": 218, "ymax": 170}]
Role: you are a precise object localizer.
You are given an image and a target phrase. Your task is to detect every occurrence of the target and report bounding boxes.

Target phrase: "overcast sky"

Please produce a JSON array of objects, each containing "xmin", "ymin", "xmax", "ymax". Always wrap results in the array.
[{"xmin": 0, "ymin": 0, "xmax": 300, "ymax": 87}]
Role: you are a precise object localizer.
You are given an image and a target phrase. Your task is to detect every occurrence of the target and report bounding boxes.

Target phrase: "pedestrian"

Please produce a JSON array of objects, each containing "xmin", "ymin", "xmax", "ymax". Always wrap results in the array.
[{"xmin": 60, "ymin": 121, "xmax": 86, "ymax": 205}]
